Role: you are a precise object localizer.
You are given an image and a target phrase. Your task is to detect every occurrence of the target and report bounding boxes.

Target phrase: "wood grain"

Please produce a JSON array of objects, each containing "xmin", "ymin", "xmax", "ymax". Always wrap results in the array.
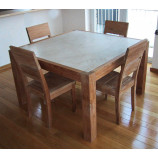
[
  {"xmin": 16, "ymin": 31, "xmax": 147, "ymax": 142},
  {"xmin": 104, "ymin": 20, "xmax": 129, "ymax": 37},
  {"xmin": 81, "ymin": 72, "xmax": 97, "ymax": 142},
  {"xmin": 96, "ymin": 40, "xmax": 148, "ymax": 124},
  {"xmin": 0, "ymin": 64, "xmax": 11, "ymax": 73},
  {"xmin": 26, "ymin": 23, "xmax": 51, "ymax": 43},
  {"xmin": 0, "ymin": 64, "xmax": 158, "ymax": 148},
  {"xmin": 9, "ymin": 46, "xmax": 76, "ymax": 128},
  {"xmin": 136, "ymin": 41, "xmax": 149, "ymax": 94},
  {"xmin": 150, "ymin": 67, "xmax": 158, "ymax": 74}
]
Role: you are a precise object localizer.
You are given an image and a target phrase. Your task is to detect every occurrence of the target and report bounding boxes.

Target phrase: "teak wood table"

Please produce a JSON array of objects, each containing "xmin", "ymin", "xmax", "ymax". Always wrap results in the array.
[{"xmin": 10, "ymin": 31, "xmax": 149, "ymax": 142}]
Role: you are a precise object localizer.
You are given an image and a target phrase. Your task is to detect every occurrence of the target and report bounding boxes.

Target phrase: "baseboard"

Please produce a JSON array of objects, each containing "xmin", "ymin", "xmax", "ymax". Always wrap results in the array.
[
  {"xmin": 0, "ymin": 63, "xmax": 11, "ymax": 73},
  {"xmin": 150, "ymin": 67, "xmax": 158, "ymax": 74}
]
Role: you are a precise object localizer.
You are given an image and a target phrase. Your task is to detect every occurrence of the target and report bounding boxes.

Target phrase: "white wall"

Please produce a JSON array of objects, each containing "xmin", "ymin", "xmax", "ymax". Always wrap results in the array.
[
  {"xmin": 151, "ymin": 17, "xmax": 158, "ymax": 69},
  {"xmin": 0, "ymin": 9, "xmax": 89, "ymax": 67},
  {"xmin": 84, "ymin": 9, "xmax": 96, "ymax": 32},
  {"xmin": 62, "ymin": 9, "xmax": 85, "ymax": 33},
  {"xmin": 0, "ymin": 9, "xmax": 63, "ymax": 66},
  {"xmin": 152, "ymin": 35, "xmax": 158, "ymax": 69},
  {"xmin": 85, "ymin": 9, "xmax": 91, "ymax": 31}
]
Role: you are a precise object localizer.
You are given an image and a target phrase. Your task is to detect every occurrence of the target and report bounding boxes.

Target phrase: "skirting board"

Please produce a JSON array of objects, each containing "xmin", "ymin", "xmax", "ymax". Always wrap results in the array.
[
  {"xmin": 150, "ymin": 67, "xmax": 158, "ymax": 74},
  {"xmin": 0, "ymin": 63, "xmax": 11, "ymax": 72}
]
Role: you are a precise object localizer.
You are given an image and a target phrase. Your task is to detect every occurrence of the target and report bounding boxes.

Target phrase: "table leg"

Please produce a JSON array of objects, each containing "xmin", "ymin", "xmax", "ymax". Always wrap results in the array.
[
  {"xmin": 9, "ymin": 51, "xmax": 28, "ymax": 111},
  {"xmin": 136, "ymin": 41, "xmax": 149, "ymax": 94},
  {"xmin": 81, "ymin": 73, "xmax": 97, "ymax": 142}
]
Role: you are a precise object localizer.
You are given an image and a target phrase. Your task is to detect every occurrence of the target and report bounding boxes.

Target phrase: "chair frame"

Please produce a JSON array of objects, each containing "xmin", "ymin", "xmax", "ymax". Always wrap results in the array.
[
  {"xmin": 104, "ymin": 20, "xmax": 129, "ymax": 37},
  {"xmin": 9, "ymin": 46, "xmax": 76, "ymax": 128},
  {"xmin": 97, "ymin": 39, "xmax": 148, "ymax": 124},
  {"xmin": 26, "ymin": 23, "xmax": 51, "ymax": 43}
]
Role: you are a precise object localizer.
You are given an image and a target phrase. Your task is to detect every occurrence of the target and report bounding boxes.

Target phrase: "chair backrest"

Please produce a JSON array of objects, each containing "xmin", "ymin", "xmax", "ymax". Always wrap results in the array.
[
  {"xmin": 104, "ymin": 20, "xmax": 129, "ymax": 37},
  {"xmin": 26, "ymin": 23, "xmax": 51, "ymax": 43},
  {"xmin": 119, "ymin": 39, "xmax": 148, "ymax": 91},
  {"xmin": 9, "ymin": 46, "xmax": 48, "ymax": 91}
]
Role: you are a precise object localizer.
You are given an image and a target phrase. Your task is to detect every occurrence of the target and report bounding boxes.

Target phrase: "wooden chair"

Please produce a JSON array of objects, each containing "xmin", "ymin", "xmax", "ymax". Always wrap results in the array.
[
  {"xmin": 104, "ymin": 20, "xmax": 129, "ymax": 37},
  {"xmin": 9, "ymin": 46, "xmax": 76, "ymax": 128},
  {"xmin": 26, "ymin": 23, "xmax": 51, "ymax": 43},
  {"xmin": 96, "ymin": 39, "xmax": 148, "ymax": 124}
]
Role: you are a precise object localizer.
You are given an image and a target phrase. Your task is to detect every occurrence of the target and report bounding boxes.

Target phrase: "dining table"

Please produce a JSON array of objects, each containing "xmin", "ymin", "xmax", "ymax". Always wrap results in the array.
[{"xmin": 9, "ymin": 30, "xmax": 148, "ymax": 142}]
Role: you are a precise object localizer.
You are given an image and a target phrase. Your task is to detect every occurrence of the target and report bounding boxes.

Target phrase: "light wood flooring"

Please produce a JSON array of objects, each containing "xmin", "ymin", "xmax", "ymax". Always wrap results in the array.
[{"xmin": 0, "ymin": 64, "xmax": 158, "ymax": 149}]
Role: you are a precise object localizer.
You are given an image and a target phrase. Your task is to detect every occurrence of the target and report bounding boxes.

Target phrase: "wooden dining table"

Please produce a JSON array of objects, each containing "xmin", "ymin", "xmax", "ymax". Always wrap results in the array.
[{"xmin": 10, "ymin": 30, "xmax": 148, "ymax": 142}]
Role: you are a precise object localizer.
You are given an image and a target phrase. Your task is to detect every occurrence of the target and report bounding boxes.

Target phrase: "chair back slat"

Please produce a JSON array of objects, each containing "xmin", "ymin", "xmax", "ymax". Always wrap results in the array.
[
  {"xmin": 26, "ymin": 23, "xmax": 51, "ymax": 43},
  {"xmin": 123, "ymin": 58, "xmax": 141, "ymax": 77},
  {"xmin": 119, "ymin": 39, "xmax": 148, "ymax": 89},
  {"xmin": 10, "ymin": 46, "xmax": 43, "ymax": 82},
  {"xmin": 21, "ymin": 65, "xmax": 42, "ymax": 81},
  {"xmin": 104, "ymin": 20, "xmax": 129, "ymax": 37},
  {"xmin": 125, "ymin": 42, "xmax": 147, "ymax": 64}
]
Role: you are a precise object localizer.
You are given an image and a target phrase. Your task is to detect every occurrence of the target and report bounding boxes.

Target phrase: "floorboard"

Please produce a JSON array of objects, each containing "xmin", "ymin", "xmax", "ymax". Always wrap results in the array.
[{"xmin": 0, "ymin": 64, "xmax": 158, "ymax": 149}]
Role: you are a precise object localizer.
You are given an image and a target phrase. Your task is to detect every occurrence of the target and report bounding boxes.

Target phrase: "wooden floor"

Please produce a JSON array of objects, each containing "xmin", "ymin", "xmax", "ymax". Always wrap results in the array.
[{"xmin": 0, "ymin": 64, "xmax": 158, "ymax": 149}]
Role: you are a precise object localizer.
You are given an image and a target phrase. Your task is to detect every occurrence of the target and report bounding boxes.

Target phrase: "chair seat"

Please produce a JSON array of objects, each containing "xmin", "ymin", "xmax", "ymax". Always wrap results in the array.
[
  {"xmin": 28, "ymin": 72, "xmax": 75, "ymax": 98},
  {"xmin": 96, "ymin": 71, "xmax": 134, "ymax": 96}
]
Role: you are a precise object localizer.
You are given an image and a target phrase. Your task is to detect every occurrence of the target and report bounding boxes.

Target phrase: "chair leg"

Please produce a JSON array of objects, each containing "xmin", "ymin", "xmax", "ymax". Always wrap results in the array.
[
  {"xmin": 105, "ymin": 94, "xmax": 108, "ymax": 100},
  {"xmin": 26, "ymin": 88, "xmax": 32, "ymax": 118},
  {"xmin": 131, "ymin": 86, "xmax": 136, "ymax": 111},
  {"xmin": 45, "ymin": 97, "xmax": 52, "ymax": 128},
  {"xmin": 71, "ymin": 84, "xmax": 76, "ymax": 112},
  {"xmin": 115, "ymin": 95, "xmax": 120, "ymax": 125}
]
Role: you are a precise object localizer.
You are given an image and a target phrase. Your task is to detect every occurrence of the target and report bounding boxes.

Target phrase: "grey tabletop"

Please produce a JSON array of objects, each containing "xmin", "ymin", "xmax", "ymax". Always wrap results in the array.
[{"xmin": 22, "ymin": 30, "xmax": 140, "ymax": 72}]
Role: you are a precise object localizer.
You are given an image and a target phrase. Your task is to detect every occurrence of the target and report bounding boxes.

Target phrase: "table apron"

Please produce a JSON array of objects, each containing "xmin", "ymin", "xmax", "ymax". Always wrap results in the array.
[
  {"xmin": 94, "ymin": 56, "xmax": 124, "ymax": 81},
  {"xmin": 38, "ymin": 59, "xmax": 82, "ymax": 82}
]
